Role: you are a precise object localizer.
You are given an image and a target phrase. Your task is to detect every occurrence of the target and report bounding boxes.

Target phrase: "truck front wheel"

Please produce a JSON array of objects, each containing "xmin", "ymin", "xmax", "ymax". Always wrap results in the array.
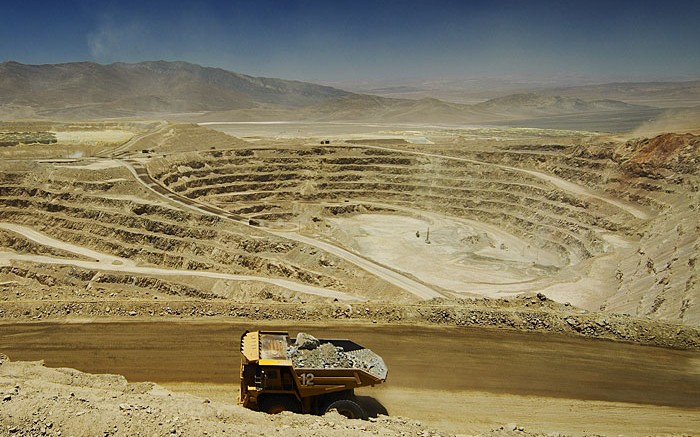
[
  {"xmin": 258, "ymin": 395, "xmax": 301, "ymax": 414},
  {"xmin": 325, "ymin": 399, "xmax": 368, "ymax": 420}
]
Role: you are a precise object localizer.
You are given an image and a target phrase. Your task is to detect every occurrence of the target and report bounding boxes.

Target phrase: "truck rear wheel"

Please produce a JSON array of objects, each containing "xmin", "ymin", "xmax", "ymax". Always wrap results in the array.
[
  {"xmin": 325, "ymin": 399, "xmax": 368, "ymax": 420},
  {"xmin": 258, "ymin": 395, "xmax": 301, "ymax": 414}
]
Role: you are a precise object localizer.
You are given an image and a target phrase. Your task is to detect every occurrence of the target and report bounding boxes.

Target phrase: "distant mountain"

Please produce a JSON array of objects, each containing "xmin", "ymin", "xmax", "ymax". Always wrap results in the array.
[
  {"xmin": 0, "ymin": 61, "xmax": 679, "ymax": 132},
  {"xmin": 0, "ymin": 61, "xmax": 349, "ymax": 118},
  {"xmin": 198, "ymin": 91, "xmax": 652, "ymax": 131},
  {"xmin": 471, "ymin": 93, "xmax": 667, "ymax": 132},
  {"xmin": 540, "ymin": 81, "xmax": 700, "ymax": 108},
  {"xmin": 333, "ymin": 77, "xmax": 700, "ymax": 108},
  {"xmin": 197, "ymin": 94, "xmax": 484, "ymax": 124},
  {"xmin": 301, "ymin": 95, "xmax": 478, "ymax": 123},
  {"xmin": 473, "ymin": 93, "xmax": 649, "ymax": 117}
]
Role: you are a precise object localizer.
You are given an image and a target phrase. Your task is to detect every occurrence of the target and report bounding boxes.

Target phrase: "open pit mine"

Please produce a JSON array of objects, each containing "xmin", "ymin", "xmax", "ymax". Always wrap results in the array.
[{"xmin": 1, "ymin": 119, "xmax": 699, "ymax": 436}]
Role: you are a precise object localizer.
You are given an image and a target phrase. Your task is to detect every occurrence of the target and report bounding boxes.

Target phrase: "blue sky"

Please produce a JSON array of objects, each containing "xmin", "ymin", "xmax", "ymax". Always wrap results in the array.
[{"xmin": 1, "ymin": 0, "xmax": 699, "ymax": 83}]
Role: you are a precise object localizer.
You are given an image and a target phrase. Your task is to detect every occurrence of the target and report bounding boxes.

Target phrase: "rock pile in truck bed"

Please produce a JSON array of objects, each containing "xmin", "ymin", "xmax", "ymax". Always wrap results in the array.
[{"xmin": 286, "ymin": 333, "xmax": 388, "ymax": 379}]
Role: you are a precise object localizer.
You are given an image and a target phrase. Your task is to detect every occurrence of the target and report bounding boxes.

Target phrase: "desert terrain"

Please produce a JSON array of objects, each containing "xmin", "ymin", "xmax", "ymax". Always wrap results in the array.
[{"xmin": 1, "ymin": 62, "xmax": 700, "ymax": 436}]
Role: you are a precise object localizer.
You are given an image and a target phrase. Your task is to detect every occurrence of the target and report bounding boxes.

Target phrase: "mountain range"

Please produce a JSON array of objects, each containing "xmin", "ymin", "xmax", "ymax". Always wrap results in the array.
[
  {"xmin": 0, "ymin": 60, "xmax": 348, "ymax": 118},
  {"xmin": 1, "ymin": 60, "xmax": 697, "ymax": 132}
]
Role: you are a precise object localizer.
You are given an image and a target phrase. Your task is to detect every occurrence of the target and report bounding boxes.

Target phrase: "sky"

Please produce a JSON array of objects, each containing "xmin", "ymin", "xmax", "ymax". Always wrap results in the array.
[{"xmin": 1, "ymin": 0, "xmax": 699, "ymax": 84}]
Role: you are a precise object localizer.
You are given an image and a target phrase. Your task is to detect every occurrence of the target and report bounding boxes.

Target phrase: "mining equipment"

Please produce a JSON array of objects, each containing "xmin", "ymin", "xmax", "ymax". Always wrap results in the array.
[{"xmin": 239, "ymin": 330, "xmax": 387, "ymax": 420}]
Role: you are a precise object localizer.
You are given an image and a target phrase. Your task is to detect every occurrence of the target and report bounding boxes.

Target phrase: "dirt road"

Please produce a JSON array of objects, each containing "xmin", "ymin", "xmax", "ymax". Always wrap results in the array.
[
  {"xmin": 2, "ymin": 321, "xmax": 698, "ymax": 435},
  {"xmin": 0, "ymin": 222, "xmax": 363, "ymax": 302},
  {"xmin": 272, "ymin": 231, "xmax": 445, "ymax": 300}
]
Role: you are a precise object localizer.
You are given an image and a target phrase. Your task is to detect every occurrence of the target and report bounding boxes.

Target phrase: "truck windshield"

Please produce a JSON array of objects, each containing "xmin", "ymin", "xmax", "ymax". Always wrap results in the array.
[{"xmin": 260, "ymin": 334, "xmax": 289, "ymax": 360}]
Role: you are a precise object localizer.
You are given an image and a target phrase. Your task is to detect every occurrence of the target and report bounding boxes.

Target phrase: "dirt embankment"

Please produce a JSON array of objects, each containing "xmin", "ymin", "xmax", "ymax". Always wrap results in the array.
[{"xmin": 1, "ymin": 296, "xmax": 697, "ymax": 351}]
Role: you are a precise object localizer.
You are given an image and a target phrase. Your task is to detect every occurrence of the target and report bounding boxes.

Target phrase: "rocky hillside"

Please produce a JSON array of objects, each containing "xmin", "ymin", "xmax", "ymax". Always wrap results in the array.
[{"xmin": 605, "ymin": 134, "xmax": 700, "ymax": 322}]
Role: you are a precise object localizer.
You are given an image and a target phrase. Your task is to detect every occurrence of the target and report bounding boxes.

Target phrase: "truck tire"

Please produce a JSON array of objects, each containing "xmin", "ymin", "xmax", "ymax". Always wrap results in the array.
[
  {"xmin": 258, "ymin": 395, "xmax": 301, "ymax": 414},
  {"xmin": 325, "ymin": 399, "xmax": 368, "ymax": 420}
]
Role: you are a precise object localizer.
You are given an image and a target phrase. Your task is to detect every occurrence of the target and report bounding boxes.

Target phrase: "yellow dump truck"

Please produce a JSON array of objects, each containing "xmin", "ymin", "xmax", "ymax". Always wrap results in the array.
[{"xmin": 239, "ymin": 330, "xmax": 388, "ymax": 420}]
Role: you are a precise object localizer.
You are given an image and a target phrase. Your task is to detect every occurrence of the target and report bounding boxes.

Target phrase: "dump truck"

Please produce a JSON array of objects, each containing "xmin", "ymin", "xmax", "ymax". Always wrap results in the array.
[{"xmin": 239, "ymin": 330, "xmax": 388, "ymax": 420}]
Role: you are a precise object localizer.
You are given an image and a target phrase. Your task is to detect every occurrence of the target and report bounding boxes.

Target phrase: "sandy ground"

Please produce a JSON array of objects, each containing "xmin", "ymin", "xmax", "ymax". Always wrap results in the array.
[
  {"xmin": 320, "ymin": 211, "xmax": 644, "ymax": 311},
  {"xmin": 200, "ymin": 122, "xmax": 433, "ymax": 138},
  {"xmin": 273, "ymin": 230, "xmax": 444, "ymax": 300},
  {"xmin": 55, "ymin": 159, "xmax": 127, "ymax": 170},
  {"xmin": 325, "ymin": 213, "xmax": 561, "ymax": 297},
  {"xmin": 1, "ymin": 357, "xmax": 445, "ymax": 437},
  {"xmin": 162, "ymin": 383, "xmax": 700, "ymax": 436},
  {"xmin": 53, "ymin": 130, "xmax": 134, "ymax": 144}
]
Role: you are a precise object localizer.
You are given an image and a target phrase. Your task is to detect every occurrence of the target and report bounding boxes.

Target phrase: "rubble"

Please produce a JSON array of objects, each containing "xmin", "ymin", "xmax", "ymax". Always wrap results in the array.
[{"xmin": 287, "ymin": 333, "xmax": 389, "ymax": 379}]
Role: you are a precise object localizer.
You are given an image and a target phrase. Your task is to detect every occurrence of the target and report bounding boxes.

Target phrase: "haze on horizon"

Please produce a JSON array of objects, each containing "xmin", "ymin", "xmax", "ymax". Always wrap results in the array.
[{"xmin": 2, "ymin": 0, "xmax": 700, "ymax": 86}]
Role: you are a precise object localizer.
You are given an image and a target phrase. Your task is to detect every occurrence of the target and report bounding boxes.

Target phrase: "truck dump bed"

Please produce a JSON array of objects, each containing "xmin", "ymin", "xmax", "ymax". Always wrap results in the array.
[{"xmin": 240, "ymin": 331, "xmax": 387, "ymax": 384}]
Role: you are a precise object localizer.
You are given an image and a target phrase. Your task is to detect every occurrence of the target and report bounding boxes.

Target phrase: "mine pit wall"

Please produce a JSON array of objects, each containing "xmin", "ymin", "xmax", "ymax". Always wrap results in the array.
[
  {"xmin": 0, "ymin": 164, "xmax": 404, "ymax": 302},
  {"xmin": 576, "ymin": 136, "xmax": 700, "ymax": 325},
  {"xmin": 148, "ymin": 146, "xmax": 623, "ymax": 268},
  {"xmin": 608, "ymin": 201, "xmax": 699, "ymax": 324},
  {"xmin": 147, "ymin": 135, "xmax": 700, "ymax": 325},
  {"xmin": 1, "ymin": 131, "xmax": 697, "ymax": 325},
  {"xmin": 452, "ymin": 135, "xmax": 700, "ymax": 324},
  {"xmin": 600, "ymin": 136, "xmax": 700, "ymax": 325}
]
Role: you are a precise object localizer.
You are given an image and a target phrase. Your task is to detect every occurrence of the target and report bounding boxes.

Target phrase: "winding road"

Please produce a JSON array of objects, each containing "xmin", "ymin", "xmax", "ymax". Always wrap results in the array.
[
  {"xmin": 0, "ymin": 223, "xmax": 363, "ymax": 302},
  {"xmin": 117, "ymin": 158, "xmax": 446, "ymax": 300}
]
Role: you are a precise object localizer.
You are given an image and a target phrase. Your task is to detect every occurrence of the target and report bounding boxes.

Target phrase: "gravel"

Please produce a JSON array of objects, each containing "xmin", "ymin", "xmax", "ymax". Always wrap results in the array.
[{"xmin": 287, "ymin": 333, "xmax": 388, "ymax": 379}]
